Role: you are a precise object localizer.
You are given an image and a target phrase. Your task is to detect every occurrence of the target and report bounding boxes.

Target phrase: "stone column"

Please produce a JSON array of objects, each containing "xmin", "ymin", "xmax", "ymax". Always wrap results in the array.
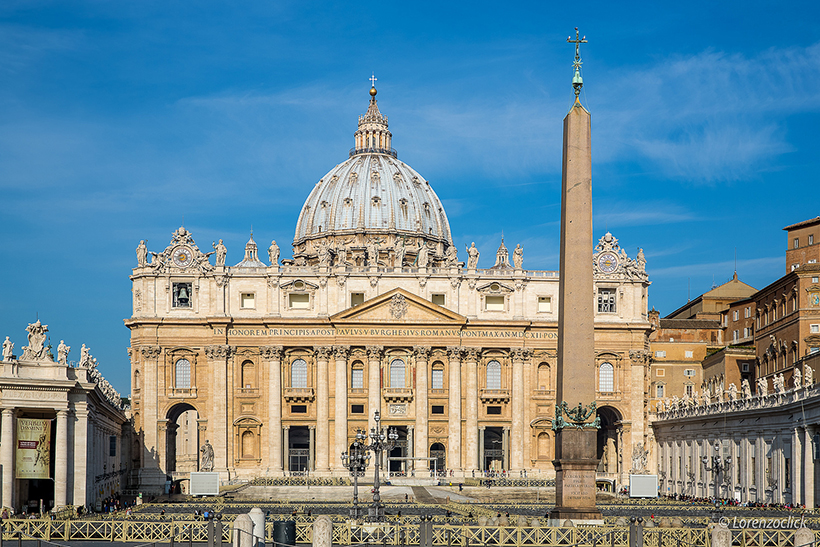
[
  {"xmin": 414, "ymin": 347, "xmax": 430, "ymax": 470},
  {"xmin": 1, "ymin": 408, "xmax": 14, "ymax": 508},
  {"xmin": 139, "ymin": 346, "xmax": 161, "ymax": 477},
  {"xmin": 367, "ymin": 346, "xmax": 383, "ymax": 431},
  {"xmin": 511, "ymin": 348, "xmax": 526, "ymax": 472},
  {"xmin": 479, "ymin": 427, "xmax": 485, "ymax": 474},
  {"xmin": 54, "ymin": 410, "xmax": 69, "ymax": 508},
  {"xmin": 205, "ymin": 345, "xmax": 232, "ymax": 476},
  {"xmin": 309, "ymin": 425, "xmax": 316, "ymax": 472},
  {"xmin": 315, "ymin": 347, "xmax": 331, "ymax": 473},
  {"xmin": 407, "ymin": 426, "xmax": 414, "ymax": 473},
  {"xmin": 262, "ymin": 346, "xmax": 284, "ymax": 472},
  {"xmin": 72, "ymin": 406, "xmax": 88, "ymax": 507},
  {"xmin": 804, "ymin": 426, "xmax": 815, "ymax": 509},
  {"xmin": 464, "ymin": 348, "xmax": 479, "ymax": 473},
  {"xmin": 447, "ymin": 346, "xmax": 462, "ymax": 472},
  {"xmin": 283, "ymin": 426, "xmax": 290, "ymax": 473},
  {"xmin": 502, "ymin": 426, "xmax": 510, "ymax": 471},
  {"xmin": 334, "ymin": 346, "xmax": 349, "ymax": 473},
  {"xmin": 793, "ymin": 428, "xmax": 802, "ymax": 505}
]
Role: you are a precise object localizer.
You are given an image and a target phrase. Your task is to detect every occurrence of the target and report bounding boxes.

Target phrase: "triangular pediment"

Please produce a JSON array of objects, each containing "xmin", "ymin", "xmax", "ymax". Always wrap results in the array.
[{"xmin": 330, "ymin": 288, "xmax": 466, "ymax": 325}]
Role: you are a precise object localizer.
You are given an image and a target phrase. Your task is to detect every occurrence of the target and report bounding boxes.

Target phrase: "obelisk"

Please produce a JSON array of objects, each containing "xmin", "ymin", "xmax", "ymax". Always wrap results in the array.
[{"xmin": 550, "ymin": 28, "xmax": 602, "ymax": 522}]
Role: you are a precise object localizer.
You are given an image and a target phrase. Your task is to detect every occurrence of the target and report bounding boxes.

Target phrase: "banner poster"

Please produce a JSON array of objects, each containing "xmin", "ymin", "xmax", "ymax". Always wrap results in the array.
[{"xmin": 15, "ymin": 418, "xmax": 51, "ymax": 479}]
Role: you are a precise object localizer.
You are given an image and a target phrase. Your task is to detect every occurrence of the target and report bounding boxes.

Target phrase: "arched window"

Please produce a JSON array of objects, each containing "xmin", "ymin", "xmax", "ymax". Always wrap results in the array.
[
  {"xmin": 431, "ymin": 362, "xmax": 445, "ymax": 390},
  {"xmin": 599, "ymin": 362, "xmax": 614, "ymax": 392},
  {"xmin": 351, "ymin": 361, "xmax": 364, "ymax": 390},
  {"xmin": 291, "ymin": 359, "xmax": 308, "ymax": 388},
  {"xmin": 241, "ymin": 360, "xmax": 255, "ymax": 389},
  {"xmin": 486, "ymin": 360, "xmax": 501, "ymax": 390},
  {"xmin": 537, "ymin": 363, "xmax": 550, "ymax": 390},
  {"xmin": 390, "ymin": 359, "xmax": 405, "ymax": 388},
  {"xmin": 175, "ymin": 359, "xmax": 191, "ymax": 389},
  {"xmin": 537, "ymin": 432, "xmax": 550, "ymax": 458}
]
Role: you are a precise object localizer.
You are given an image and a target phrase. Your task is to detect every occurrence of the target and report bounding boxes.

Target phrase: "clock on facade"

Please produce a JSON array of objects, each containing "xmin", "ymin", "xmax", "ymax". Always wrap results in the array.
[
  {"xmin": 597, "ymin": 252, "xmax": 619, "ymax": 273},
  {"xmin": 172, "ymin": 246, "xmax": 194, "ymax": 268}
]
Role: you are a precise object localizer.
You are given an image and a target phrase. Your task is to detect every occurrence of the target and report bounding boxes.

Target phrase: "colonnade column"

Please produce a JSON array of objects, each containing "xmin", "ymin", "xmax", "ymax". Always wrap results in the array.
[
  {"xmin": 283, "ymin": 426, "xmax": 290, "ymax": 473},
  {"xmin": 805, "ymin": 426, "xmax": 815, "ymax": 509},
  {"xmin": 309, "ymin": 426, "xmax": 316, "ymax": 472},
  {"xmin": 1, "ymin": 408, "xmax": 14, "ymax": 508},
  {"xmin": 502, "ymin": 426, "xmax": 510, "ymax": 470},
  {"xmin": 447, "ymin": 346, "xmax": 462, "ymax": 472},
  {"xmin": 205, "ymin": 345, "xmax": 232, "ymax": 475},
  {"xmin": 315, "ymin": 347, "xmax": 331, "ymax": 473},
  {"xmin": 464, "ymin": 348, "xmax": 479, "ymax": 473},
  {"xmin": 262, "ymin": 346, "xmax": 284, "ymax": 472},
  {"xmin": 334, "ymin": 346, "xmax": 349, "ymax": 473},
  {"xmin": 72, "ymin": 406, "xmax": 88, "ymax": 507},
  {"xmin": 413, "ymin": 347, "xmax": 430, "ymax": 470},
  {"xmin": 510, "ymin": 348, "xmax": 525, "ymax": 471},
  {"xmin": 407, "ymin": 426, "xmax": 414, "ymax": 473},
  {"xmin": 479, "ymin": 427, "xmax": 485, "ymax": 474},
  {"xmin": 54, "ymin": 410, "xmax": 69, "ymax": 508},
  {"xmin": 793, "ymin": 428, "xmax": 802, "ymax": 505},
  {"xmin": 367, "ymin": 346, "xmax": 383, "ymax": 431}
]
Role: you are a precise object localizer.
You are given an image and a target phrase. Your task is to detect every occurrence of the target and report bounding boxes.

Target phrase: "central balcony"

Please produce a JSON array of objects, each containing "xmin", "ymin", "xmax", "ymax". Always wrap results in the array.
[
  {"xmin": 283, "ymin": 387, "xmax": 315, "ymax": 403},
  {"xmin": 383, "ymin": 387, "xmax": 414, "ymax": 403}
]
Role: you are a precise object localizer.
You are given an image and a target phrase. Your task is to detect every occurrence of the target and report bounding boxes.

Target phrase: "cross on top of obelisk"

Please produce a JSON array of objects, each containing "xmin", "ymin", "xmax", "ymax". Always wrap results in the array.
[
  {"xmin": 370, "ymin": 73, "xmax": 377, "ymax": 88},
  {"xmin": 567, "ymin": 27, "xmax": 587, "ymax": 98}
]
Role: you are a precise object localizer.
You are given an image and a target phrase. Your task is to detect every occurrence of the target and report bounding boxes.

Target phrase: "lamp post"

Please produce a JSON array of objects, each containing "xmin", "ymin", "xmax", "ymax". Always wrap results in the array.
[
  {"xmin": 702, "ymin": 441, "xmax": 732, "ymax": 497},
  {"xmin": 361, "ymin": 411, "xmax": 398, "ymax": 522},
  {"xmin": 341, "ymin": 432, "xmax": 371, "ymax": 521}
]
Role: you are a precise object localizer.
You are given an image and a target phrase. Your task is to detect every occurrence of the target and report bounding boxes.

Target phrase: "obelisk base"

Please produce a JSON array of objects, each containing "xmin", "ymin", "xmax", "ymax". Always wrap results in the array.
[{"xmin": 550, "ymin": 429, "xmax": 602, "ymax": 521}]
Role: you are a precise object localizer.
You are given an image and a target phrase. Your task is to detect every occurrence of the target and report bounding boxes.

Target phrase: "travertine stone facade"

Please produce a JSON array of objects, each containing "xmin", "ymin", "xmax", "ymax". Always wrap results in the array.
[{"xmin": 127, "ymin": 87, "xmax": 653, "ymax": 492}]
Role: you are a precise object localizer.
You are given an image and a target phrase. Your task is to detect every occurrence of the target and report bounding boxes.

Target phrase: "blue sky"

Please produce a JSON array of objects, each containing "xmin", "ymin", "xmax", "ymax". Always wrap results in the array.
[{"xmin": 2, "ymin": 1, "xmax": 820, "ymax": 394}]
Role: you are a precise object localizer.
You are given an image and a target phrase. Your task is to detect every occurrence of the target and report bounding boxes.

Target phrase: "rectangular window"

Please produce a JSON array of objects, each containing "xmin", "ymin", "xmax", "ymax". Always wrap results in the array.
[
  {"xmin": 538, "ymin": 296, "xmax": 552, "ymax": 313},
  {"xmin": 745, "ymin": 306, "xmax": 751, "ymax": 318},
  {"xmin": 291, "ymin": 405, "xmax": 307, "ymax": 414},
  {"xmin": 655, "ymin": 351, "xmax": 666, "ymax": 358},
  {"xmin": 685, "ymin": 385, "xmax": 693, "ymax": 396},
  {"xmin": 684, "ymin": 369, "xmax": 696, "ymax": 377},
  {"xmin": 597, "ymin": 288, "xmax": 616, "ymax": 313},
  {"xmin": 350, "ymin": 292, "xmax": 365, "ymax": 307},
  {"xmin": 685, "ymin": 350, "xmax": 694, "ymax": 359},
  {"xmin": 733, "ymin": 330, "xmax": 739, "ymax": 342},
  {"xmin": 172, "ymin": 282, "xmax": 193, "ymax": 308},
  {"xmin": 240, "ymin": 293, "xmax": 255, "ymax": 309},
  {"xmin": 431, "ymin": 369, "xmax": 444, "ymax": 390},
  {"xmin": 431, "ymin": 405, "xmax": 445, "ymax": 415},
  {"xmin": 742, "ymin": 363, "xmax": 750, "ymax": 372},
  {"xmin": 109, "ymin": 435, "xmax": 117, "ymax": 457},
  {"xmin": 811, "ymin": 235, "xmax": 815, "ymax": 245},
  {"xmin": 794, "ymin": 238, "xmax": 800, "ymax": 249},
  {"xmin": 733, "ymin": 310, "xmax": 739, "ymax": 321},
  {"xmin": 351, "ymin": 369, "xmax": 364, "ymax": 389},
  {"xmin": 812, "ymin": 324, "xmax": 820, "ymax": 334},
  {"xmin": 289, "ymin": 293, "xmax": 310, "ymax": 309},
  {"xmin": 814, "ymin": 277, "xmax": 819, "ymax": 284},
  {"xmin": 351, "ymin": 404, "xmax": 364, "ymax": 414},
  {"xmin": 656, "ymin": 368, "xmax": 665, "ymax": 376},
  {"xmin": 485, "ymin": 295, "xmax": 505, "ymax": 311},
  {"xmin": 431, "ymin": 294, "xmax": 446, "ymax": 306},
  {"xmin": 487, "ymin": 406, "xmax": 502, "ymax": 415},
  {"xmin": 656, "ymin": 384, "xmax": 664, "ymax": 398}
]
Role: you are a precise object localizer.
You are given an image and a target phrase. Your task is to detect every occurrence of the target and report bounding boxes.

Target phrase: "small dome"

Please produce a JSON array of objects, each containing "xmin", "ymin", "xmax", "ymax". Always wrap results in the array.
[{"xmin": 293, "ymin": 84, "xmax": 454, "ymax": 260}]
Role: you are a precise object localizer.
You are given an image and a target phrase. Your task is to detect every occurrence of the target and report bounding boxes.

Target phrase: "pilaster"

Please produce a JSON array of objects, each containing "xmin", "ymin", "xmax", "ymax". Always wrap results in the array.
[
  {"xmin": 205, "ymin": 344, "xmax": 232, "ymax": 476},
  {"xmin": 464, "ymin": 348, "xmax": 479, "ymax": 473},
  {"xmin": 1, "ymin": 408, "xmax": 14, "ymax": 509},
  {"xmin": 414, "ymin": 346, "xmax": 430, "ymax": 469},
  {"xmin": 333, "ymin": 346, "xmax": 350, "ymax": 472},
  {"xmin": 447, "ymin": 346, "xmax": 462, "ymax": 471},
  {"xmin": 367, "ymin": 346, "xmax": 383, "ymax": 431},
  {"xmin": 262, "ymin": 346, "xmax": 284, "ymax": 472},
  {"xmin": 315, "ymin": 346, "xmax": 331, "ymax": 472},
  {"xmin": 54, "ymin": 410, "xmax": 69, "ymax": 508}
]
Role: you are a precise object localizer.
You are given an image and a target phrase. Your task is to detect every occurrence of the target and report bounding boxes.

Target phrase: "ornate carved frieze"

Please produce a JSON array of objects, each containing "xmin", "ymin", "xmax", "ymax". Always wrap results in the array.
[
  {"xmin": 261, "ymin": 345, "xmax": 284, "ymax": 360},
  {"xmin": 205, "ymin": 345, "xmax": 232, "ymax": 360},
  {"xmin": 332, "ymin": 346, "xmax": 349, "ymax": 360},
  {"xmin": 366, "ymin": 346, "xmax": 383, "ymax": 360},
  {"xmin": 413, "ymin": 346, "xmax": 431, "ymax": 359},
  {"xmin": 593, "ymin": 231, "xmax": 648, "ymax": 282},
  {"xmin": 389, "ymin": 294, "xmax": 408, "ymax": 319},
  {"xmin": 140, "ymin": 346, "xmax": 161, "ymax": 359}
]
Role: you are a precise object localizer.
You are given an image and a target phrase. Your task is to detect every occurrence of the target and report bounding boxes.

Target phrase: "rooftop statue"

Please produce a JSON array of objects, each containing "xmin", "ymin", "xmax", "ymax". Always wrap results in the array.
[
  {"xmin": 513, "ymin": 244, "xmax": 524, "ymax": 269},
  {"xmin": 466, "ymin": 242, "xmax": 480, "ymax": 269},
  {"xmin": 268, "ymin": 240, "xmax": 280, "ymax": 266},
  {"xmin": 57, "ymin": 340, "xmax": 70, "ymax": 366},
  {"xmin": 2, "ymin": 337, "xmax": 13, "ymax": 361},
  {"xmin": 21, "ymin": 320, "xmax": 49, "ymax": 361}
]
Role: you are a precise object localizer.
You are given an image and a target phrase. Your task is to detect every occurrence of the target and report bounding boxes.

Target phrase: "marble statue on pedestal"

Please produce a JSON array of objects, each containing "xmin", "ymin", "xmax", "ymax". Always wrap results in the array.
[
  {"xmin": 757, "ymin": 377, "xmax": 768, "ymax": 396},
  {"xmin": 806, "ymin": 365, "xmax": 814, "ymax": 387},
  {"xmin": 21, "ymin": 320, "xmax": 49, "ymax": 361},
  {"xmin": 466, "ymin": 242, "xmax": 480, "ymax": 269},
  {"xmin": 213, "ymin": 239, "xmax": 227, "ymax": 267},
  {"xmin": 57, "ymin": 340, "xmax": 70, "ymax": 365},
  {"xmin": 79, "ymin": 344, "xmax": 91, "ymax": 368},
  {"xmin": 136, "ymin": 240, "xmax": 148, "ymax": 267},
  {"xmin": 200, "ymin": 440, "xmax": 215, "ymax": 471},
  {"xmin": 513, "ymin": 244, "xmax": 524, "ymax": 269},
  {"xmin": 268, "ymin": 240, "xmax": 280, "ymax": 266},
  {"xmin": 794, "ymin": 368, "xmax": 802, "ymax": 390},
  {"xmin": 2, "ymin": 337, "xmax": 13, "ymax": 361}
]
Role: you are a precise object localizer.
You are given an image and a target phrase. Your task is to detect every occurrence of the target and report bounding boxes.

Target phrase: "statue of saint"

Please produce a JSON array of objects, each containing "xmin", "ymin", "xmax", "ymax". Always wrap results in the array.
[
  {"xmin": 212, "ymin": 239, "xmax": 227, "ymax": 267},
  {"xmin": 79, "ymin": 344, "xmax": 91, "ymax": 368},
  {"xmin": 513, "ymin": 244, "xmax": 524, "ymax": 269},
  {"xmin": 757, "ymin": 376, "xmax": 768, "ymax": 397},
  {"xmin": 136, "ymin": 240, "xmax": 148, "ymax": 267},
  {"xmin": 2, "ymin": 337, "xmax": 13, "ymax": 361},
  {"xmin": 636, "ymin": 247, "xmax": 646, "ymax": 269},
  {"xmin": 741, "ymin": 378, "xmax": 752, "ymax": 399},
  {"xmin": 794, "ymin": 367, "xmax": 803, "ymax": 390},
  {"xmin": 417, "ymin": 241, "xmax": 429, "ymax": 267},
  {"xmin": 727, "ymin": 383, "xmax": 738, "ymax": 401},
  {"xmin": 805, "ymin": 365, "xmax": 814, "ymax": 387},
  {"xmin": 466, "ymin": 242, "xmax": 480, "ymax": 269},
  {"xmin": 367, "ymin": 238, "xmax": 382, "ymax": 267},
  {"xmin": 394, "ymin": 238, "xmax": 406, "ymax": 268},
  {"xmin": 445, "ymin": 245, "xmax": 458, "ymax": 267},
  {"xmin": 268, "ymin": 240, "xmax": 280, "ymax": 266},
  {"xmin": 317, "ymin": 242, "xmax": 332, "ymax": 267},
  {"xmin": 57, "ymin": 340, "xmax": 70, "ymax": 366},
  {"xmin": 200, "ymin": 440, "xmax": 215, "ymax": 472}
]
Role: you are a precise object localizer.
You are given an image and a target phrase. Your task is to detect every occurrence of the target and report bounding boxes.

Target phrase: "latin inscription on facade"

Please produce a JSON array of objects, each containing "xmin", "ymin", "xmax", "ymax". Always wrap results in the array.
[
  {"xmin": 560, "ymin": 470, "xmax": 595, "ymax": 503},
  {"xmin": 213, "ymin": 327, "xmax": 556, "ymax": 339}
]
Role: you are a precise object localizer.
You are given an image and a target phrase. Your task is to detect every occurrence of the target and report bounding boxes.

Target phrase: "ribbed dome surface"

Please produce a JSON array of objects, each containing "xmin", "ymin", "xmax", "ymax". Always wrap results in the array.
[{"xmin": 294, "ymin": 153, "xmax": 452, "ymax": 245}]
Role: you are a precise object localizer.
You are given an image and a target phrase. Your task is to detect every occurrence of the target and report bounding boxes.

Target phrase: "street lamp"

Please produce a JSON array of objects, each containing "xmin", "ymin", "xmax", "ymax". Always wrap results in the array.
[
  {"xmin": 361, "ymin": 411, "xmax": 398, "ymax": 522},
  {"xmin": 702, "ymin": 441, "xmax": 732, "ymax": 495},
  {"xmin": 341, "ymin": 431, "xmax": 371, "ymax": 521}
]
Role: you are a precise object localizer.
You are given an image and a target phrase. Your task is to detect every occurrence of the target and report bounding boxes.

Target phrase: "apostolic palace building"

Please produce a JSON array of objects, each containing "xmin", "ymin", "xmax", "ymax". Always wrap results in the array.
[{"xmin": 127, "ymin": 84, "xmax": 654, "ymax": 493}]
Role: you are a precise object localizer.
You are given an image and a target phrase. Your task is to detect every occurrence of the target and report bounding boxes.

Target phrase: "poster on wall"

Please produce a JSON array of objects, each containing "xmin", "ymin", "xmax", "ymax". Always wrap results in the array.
[{"xmin": 15, "ymin": 419, "xmax": 51, "ymax": 479}]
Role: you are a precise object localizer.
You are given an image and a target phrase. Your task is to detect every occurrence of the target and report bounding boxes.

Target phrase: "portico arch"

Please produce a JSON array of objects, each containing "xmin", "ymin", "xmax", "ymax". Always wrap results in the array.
[
  {"xmin": 596, "ymin": 406, "xmax": 623, "ymax": 476},
  {"xmin": 165, "ymin": 403, "xmax": 200, "ymax": 476}
]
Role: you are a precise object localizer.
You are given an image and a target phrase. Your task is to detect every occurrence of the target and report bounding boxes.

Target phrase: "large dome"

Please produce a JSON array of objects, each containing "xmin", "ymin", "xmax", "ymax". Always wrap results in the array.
[{"xmin": 291, "ymin": 85, "xmax": 455, "ymax": 267}]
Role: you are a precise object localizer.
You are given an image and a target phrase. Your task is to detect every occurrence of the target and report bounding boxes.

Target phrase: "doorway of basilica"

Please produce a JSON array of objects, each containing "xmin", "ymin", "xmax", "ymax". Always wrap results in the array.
[
  {"xmin": 288, "ymin": 426, "xmax": 310, "ymax": 474},
  {"xmin": 596, "ymin": 406, "xmax": 622, "ymax": 477}
]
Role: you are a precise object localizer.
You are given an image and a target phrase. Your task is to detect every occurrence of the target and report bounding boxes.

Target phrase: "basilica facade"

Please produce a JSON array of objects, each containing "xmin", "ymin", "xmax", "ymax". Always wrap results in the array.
[{"xmin": 127, "ymin": 85, "xmax": 653, "ymax": 492}]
